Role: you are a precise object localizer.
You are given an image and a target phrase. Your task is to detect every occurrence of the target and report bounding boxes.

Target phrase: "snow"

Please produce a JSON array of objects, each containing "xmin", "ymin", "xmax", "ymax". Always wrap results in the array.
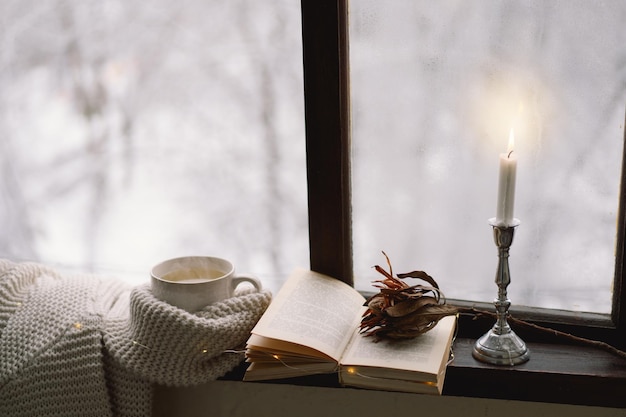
[
  {"xmin": 1, "ymin": 0, "xmax": 624, "ymax": 313},
  {"xmin": 350, "ymin": 0, "xmax": 626, "ymax": 314}
]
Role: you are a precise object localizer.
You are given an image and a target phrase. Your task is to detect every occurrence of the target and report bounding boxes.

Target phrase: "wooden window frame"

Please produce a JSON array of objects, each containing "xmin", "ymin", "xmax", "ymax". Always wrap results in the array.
[{"xmin": 302, "ymin": 0, "xmax": 353, "ymax": 285}]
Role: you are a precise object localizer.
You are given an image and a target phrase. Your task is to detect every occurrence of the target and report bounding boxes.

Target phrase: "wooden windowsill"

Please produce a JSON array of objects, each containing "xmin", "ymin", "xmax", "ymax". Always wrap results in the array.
[
  {"xmin": 215, "ymin": 337, "xmax": 626, "ymax": 409},
  {"xmin": 445, "ymin": 338, "xmax": 626, "ymax": 408}
]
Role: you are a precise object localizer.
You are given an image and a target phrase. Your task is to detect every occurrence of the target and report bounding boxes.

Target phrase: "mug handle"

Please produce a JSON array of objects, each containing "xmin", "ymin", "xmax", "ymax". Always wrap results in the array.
[{"xmin": 231, "ymin": 273, "xmax": 262, "ymax": 294}]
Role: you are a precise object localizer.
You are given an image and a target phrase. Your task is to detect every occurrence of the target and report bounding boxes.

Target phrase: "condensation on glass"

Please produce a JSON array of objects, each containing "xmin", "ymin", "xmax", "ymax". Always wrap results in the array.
[
  {"xmin": 350, "ymin": 1, "xmax": 626, "ymax": 314},
  {"xmin": 0, "ymin": 0, "xmax": 307, "ymax": 291}
]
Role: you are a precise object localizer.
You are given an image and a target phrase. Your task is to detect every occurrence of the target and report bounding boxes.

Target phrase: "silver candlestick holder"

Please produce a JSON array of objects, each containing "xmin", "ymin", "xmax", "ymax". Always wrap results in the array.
[{"xmin": 472, "ymin": 218, "xmax": 530, "ymax": 366}]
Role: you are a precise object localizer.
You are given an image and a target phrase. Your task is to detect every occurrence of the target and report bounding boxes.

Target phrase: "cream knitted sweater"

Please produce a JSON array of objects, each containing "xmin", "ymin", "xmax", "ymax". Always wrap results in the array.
[{"xmin": 0, "ymin": 259, "xmax": 272, "ymax": 416}]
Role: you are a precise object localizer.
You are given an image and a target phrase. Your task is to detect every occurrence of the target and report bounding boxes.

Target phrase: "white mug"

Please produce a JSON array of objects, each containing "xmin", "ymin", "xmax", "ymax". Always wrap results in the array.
[{"xmin": 150, "ymin": 256, "xmax": 262, "ymax": 312}]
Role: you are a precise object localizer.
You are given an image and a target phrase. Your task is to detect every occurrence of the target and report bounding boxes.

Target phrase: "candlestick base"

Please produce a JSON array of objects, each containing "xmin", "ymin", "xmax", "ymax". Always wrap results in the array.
[
  {"xmin": 472, "ymin": 218, "xmax": 529, "ymax": 366},
  {"xmin": 473, "ymin": 327, "xmax": 530, "ymax": 366}
]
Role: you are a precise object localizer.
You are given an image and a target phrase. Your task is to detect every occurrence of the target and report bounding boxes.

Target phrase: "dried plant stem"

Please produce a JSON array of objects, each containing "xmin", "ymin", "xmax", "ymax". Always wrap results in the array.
[
  {"xmin": 360, "ymin": 252, "xmax": 458, "ymax": 340},
  {"xmin": 462, "ymin": 308, "xmax": 626, "ymax": 360}
]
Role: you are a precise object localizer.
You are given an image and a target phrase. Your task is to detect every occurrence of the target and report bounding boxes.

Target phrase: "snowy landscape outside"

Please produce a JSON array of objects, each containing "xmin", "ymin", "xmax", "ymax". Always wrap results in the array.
[
  {"xmin": 1, "ymin": 1, "xmax": 625, "ymax": 314},
  {"xmin": 0, "ymin": 0, "xmax": 309, "ymax": 291},
  {"xmin": 351, "ymin": 1, "xmax": 626, "ymax": 314}
]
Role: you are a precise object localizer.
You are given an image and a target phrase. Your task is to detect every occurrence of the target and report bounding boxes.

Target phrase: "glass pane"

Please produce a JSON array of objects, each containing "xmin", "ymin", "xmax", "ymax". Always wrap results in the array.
[
  {"xmin": 0, "ymin": 0, "xmax": 307, "ymax": 292},
  {"xmin": 350, "ymin": 0, "xmax": 626, "ymax": 314}
]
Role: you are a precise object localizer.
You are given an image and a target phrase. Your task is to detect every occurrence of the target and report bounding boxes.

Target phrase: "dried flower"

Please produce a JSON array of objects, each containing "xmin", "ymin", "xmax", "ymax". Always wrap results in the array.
[{"xmin": 360, "ymin": 252, "xmax": 458, "ymax": 340}]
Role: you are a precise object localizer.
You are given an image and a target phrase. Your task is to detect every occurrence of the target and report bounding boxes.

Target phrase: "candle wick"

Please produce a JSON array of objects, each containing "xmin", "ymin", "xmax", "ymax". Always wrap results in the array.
[{"xmin": 508, "ymin": 150, "xmax": 514, "ymax": 158}]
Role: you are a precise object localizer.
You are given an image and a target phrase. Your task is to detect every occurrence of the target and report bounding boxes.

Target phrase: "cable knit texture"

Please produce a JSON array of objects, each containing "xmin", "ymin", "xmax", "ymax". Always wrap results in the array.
[{"xmin": 0, "ymin": 259, "xmax": 272, "ymax": 417}]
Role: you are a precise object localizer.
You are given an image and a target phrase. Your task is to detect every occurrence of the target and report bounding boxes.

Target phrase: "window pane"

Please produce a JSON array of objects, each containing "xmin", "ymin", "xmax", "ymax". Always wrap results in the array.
[
  {"xmin": 350, "ymin": 1, "xmax": 626, "ymax": 314},
  {"xmin": 0, "ymin": 0, "xmax": 307, "ymax": 292}
]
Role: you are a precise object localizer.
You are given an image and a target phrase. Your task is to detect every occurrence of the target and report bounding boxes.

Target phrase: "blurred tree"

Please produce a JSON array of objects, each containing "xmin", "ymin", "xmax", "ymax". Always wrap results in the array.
[{"xmin": 0, "ymin": 0, "xmax": 307, "ymax": 285}]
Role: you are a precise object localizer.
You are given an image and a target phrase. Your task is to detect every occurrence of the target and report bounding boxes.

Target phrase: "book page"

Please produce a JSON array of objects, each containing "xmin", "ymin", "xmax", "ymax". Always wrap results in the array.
[
  {"xmin": 251, "ymin": 268, "xmax": 366, "ymax": 361},
  {"xmin": 246, "ymin": 333, "xmax": 332, "ymax": 361},
  {"xmin": 340, "ymin": 315, "xmax": 456, "ymax": 378}
]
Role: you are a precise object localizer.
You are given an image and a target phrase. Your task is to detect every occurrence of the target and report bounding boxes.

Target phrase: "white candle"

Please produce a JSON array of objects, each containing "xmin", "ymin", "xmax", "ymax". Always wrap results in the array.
[{"xmin": 495, "ymin": 129, "xmax": 517, "ymax": 226}]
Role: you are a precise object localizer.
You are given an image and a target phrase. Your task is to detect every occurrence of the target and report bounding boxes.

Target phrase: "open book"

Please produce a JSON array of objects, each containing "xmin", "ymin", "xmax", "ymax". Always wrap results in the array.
[{"xmin": 244, "ymin": 269, "xmax": 457, "ymax": 395}]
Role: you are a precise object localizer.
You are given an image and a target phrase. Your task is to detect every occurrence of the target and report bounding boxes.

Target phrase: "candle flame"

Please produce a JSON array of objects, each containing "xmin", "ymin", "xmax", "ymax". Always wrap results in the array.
[{"xmin": 507, "ymin": 128, "xmax": 515, "ymax": 156}]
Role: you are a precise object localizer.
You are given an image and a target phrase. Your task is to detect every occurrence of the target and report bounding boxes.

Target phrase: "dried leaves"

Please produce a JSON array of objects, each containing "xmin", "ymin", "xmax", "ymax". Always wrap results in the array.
[{"xmin": 360, "ymin": 252, "xmax": 458, "ymax": 340}]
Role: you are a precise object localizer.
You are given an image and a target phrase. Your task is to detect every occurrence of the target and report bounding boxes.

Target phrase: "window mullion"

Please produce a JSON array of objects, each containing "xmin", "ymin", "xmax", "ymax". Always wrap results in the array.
[{"xmin": 302, "ymin": 0, "xmax": 352, "ymax": 285}]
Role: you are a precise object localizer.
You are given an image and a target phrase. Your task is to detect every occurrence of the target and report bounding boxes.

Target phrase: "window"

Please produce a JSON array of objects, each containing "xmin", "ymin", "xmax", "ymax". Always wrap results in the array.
[
  {"xmin": 302, "ymin": 1, "xmax": 626, "ymax": 346},
  {"xmin": 349, "ymin": 0, "xmax": 625, "ymax": 316},
  {"xmin": 0, "ymin": 0, "xmax": 307, "ymax": 292},
  {"xmin": 3, "ymin": 0, "xmax": 625, "ymax": 348}
]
